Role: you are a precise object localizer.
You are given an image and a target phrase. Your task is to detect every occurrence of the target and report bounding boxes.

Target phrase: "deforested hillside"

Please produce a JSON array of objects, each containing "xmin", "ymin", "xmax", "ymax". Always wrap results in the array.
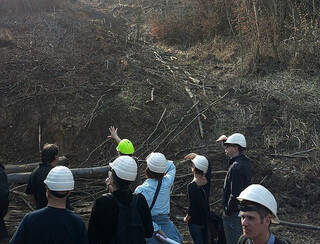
[{"xmin": 1, "ymin": 0, "xmax": 320, "ymax": 243}]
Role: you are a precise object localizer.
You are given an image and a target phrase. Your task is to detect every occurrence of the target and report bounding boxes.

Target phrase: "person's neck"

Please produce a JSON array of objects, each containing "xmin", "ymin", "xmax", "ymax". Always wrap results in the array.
[
  {"xmin": 193, "ymin": 173, "xmax": 207, "ymax": 186},
  {"xmin": 251, "ymin": 231, "xmax": 271, "ymax": 244},
  {"xmin": 47, "ymin": 199, "xmax": 66, "ymax": 209}
]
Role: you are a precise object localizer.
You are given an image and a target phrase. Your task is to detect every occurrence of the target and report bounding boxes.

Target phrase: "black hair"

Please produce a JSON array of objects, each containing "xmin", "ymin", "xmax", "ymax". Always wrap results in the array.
[
  {"xmin": 41, "ymin": 143, "xmax": 59, "ymax": 164},
  {"xmin": 145, "ymin": 167, "xmax": 164, "ymax": 180},
  {"xmin": 111, "ymin": 169, "xmax": 131, "ymax": 190},
  {"xmin": 49, "ymin": 190, "xmax": 69, "ymax": 198}
]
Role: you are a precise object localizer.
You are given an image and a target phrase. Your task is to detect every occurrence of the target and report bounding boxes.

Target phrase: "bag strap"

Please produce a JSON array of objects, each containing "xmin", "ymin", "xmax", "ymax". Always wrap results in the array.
[{"xmin": 149, "ymin": 180, "xmax": 162, "ymax": 210}]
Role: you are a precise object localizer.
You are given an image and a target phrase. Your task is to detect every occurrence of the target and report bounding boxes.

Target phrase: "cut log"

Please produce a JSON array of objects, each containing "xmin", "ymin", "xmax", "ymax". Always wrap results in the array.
[
  {"xmin": 8, "ymin": 165, "xmax": 110, "ymax": 184},
  {"xmin": 279, "ymin": 220, "xmax": 320, "ymax": 231},
  {"xmin": 5, "ymin": 156, "xmax": 67, "ymax": 174}
]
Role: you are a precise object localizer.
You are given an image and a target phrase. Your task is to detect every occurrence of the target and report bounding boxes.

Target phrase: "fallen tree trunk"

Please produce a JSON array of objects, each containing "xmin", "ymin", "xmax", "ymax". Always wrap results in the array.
[
  {"xmin": 279, "ymin": 220, "xmax": 320, "ymax": 231},
  {"xmin": 5, "ymin": 156, "xmax": 67, "ymax": 174},
  {"xmin": 8, "ymin": 165, "xmax": 110, "ymax": 184}
]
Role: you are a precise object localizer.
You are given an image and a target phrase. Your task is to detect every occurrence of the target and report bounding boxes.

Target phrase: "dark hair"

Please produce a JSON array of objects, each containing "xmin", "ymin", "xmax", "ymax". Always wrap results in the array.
[
  {"xmin": 240, "ymin": 200, "xmax": 271, "ymax": 224},
  {"xmin": 41, "ymin": 144, "xmax": 59, "ymax": 164},
  {"xmin": 49, "ymin": 190, "xmax": 69, "ymax": 198},
  {"xmin": 111, "ymin": 170, "xmax": 131, "ymax": 190},
  {"xmin": 193, "ymin": 164, "xmax": 205, "ymax": 176},
  {"xmin": 145, "ymin": 167, "xmax": 164, "ymax": 180},
  {"xmin": 237, "ymin": 145, "xmax": 245, "ymax": 154}
]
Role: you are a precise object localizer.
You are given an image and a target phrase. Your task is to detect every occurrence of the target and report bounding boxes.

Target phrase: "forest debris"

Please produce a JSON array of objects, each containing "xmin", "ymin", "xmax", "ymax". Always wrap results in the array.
[
  {"xmin": 5, "ymin": 156, "xmax": 67, "ymax": 174},
  {"xmin": 185, "ymin": 86, "xmax": 204, "ymax": 138},
  {"xmin": 8, "ymin": 165, "xmax": 111, "ymax": 184},
  {"xmin": 269, "ymin": 148, "xmax": 316, "ymax": 159},
  {"xmin": 279, "ymin": 220, "xmax": 320, "ymax": 231}
]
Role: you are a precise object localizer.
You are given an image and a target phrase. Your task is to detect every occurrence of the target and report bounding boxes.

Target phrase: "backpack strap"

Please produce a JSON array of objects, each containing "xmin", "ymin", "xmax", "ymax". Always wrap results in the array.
[{"xmin": 149, "ymin": 180, "xmax": 162, "ymax": 211}]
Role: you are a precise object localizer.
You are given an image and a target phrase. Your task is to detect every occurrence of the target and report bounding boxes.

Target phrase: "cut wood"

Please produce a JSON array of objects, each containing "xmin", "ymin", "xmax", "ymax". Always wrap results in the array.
[
  {"xmin": 8, "ymin": 165, "xmax": 110, "ymax": 184},
  {"xmin": 278, "ymin": 220, "xmax": 320, "ymax": 231},
  {"xmin": 5, "ymin": 156, "xmax": 67, "ymax": 174}
]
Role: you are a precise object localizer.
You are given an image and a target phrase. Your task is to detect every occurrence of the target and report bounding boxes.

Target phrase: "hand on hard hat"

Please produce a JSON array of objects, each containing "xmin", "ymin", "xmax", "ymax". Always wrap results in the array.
[
  {"xmin": 191, "ymin": 155, "xmax": 209, "ymax": 173},
  {"xmin": 216, "ymin": 135, "xmax": 228, "ymax": 142},
  {"xmin": 184, "ymin": 153, "xmax": 197, "ymax": 160},
  {"xmin": 108, "ymin": 126, "xmax": 121, "ymax": 143}
]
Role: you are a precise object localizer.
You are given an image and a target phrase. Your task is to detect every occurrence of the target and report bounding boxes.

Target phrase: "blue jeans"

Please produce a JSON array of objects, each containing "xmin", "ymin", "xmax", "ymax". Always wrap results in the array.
[
  {"xmin": 222, "ymin": 214, "xmax": 242, "ymax": 244},
  {"xmin": 188, "ymin": 223, "xmax": 207, "ymax": 244},
  {"xmin": 146, "ymin": 215, "xmax": 183, "ymax": 244}
]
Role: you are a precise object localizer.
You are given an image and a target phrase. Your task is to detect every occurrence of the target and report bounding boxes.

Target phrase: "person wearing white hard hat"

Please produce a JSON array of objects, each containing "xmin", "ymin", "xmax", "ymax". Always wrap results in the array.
[
  {"xmin": 237, "ymin": 184, "xmax": 291, "ymax": 244},
  {"xmin": 10, "ymin": 166, "xmax": 88, "ymax": 244},
  {"xmin": 88, "ymin": 156, "xmax": 153, "ymax": 244},
  {"xmin": 216, "ymin": 133, "xmax": 252, "ymax": 244},
  {"xmin": 183, "ymin": 153, "xmax": 211, "ymax": 244},
  {"xmin": 135, "ymin": 152, "xmax": 183, "ymax": 244}
]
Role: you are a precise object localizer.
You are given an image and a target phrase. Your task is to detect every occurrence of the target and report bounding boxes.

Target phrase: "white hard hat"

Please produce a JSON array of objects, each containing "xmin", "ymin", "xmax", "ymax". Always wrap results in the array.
[
  {"xmin": 44, "ymin": 166, "xmax": 74, "ymax": 191},
  {"xmin": 146, "ymin": 152, "xmax": 168, "ymax": 173},
  {"xmin": 237, "ymin": 184, "xmax": 279, "ymax": 223},
  {"xmin": 110, "ymin": 155, "xmax": 137, "ymax": 181},
  {"xmin": 225, "ymin": 133, "xmax": 247, "ymax": 148},
  {"xmin": 192, "ymin": 155, "xmax": 208, "ymax": 173}
]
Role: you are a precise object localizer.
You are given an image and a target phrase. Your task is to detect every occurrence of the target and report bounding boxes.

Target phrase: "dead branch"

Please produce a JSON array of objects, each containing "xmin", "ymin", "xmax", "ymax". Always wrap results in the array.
[
  {"xmin": 185, "ymin": 85, "xmax": 204, "ymax": 138},
  {"xmin": 136, "ymin": 108, "xmax": 166, "ymax": 154},
  {"xmin": 164, "ymin": 92, "xmax": 229, "ymax": 150},
  {"xmin": 269, "ymin": 148, "xmax": 316, "ymax": 159},
  {"xmin": 11, "ymin": 190, "xmax": 34, "ymax": 211}
]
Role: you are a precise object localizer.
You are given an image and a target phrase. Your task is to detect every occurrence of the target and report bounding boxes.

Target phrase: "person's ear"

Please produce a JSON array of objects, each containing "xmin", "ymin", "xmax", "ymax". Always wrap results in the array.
[{"xmin": 265, "ymin": 215, "xmax": 271, "ymax": 225}]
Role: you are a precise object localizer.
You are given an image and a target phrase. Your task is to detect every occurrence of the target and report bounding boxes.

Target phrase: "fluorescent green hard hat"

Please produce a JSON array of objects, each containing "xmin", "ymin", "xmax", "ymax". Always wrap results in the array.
[{"xmin": 116, "ymin": 139, "xmax": 135, "ymax": 155}]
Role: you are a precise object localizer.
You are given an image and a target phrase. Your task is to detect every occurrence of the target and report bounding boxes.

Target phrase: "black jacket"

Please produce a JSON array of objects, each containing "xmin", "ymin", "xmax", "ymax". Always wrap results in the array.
[
  {"xmin": 88, "ymin": 190, "xmax": 154, "ymax": 244},
  {"xmin": 0, "ymin": 164, "xmax": 9, "ymax": 239},
  {"xmin": 25, "ymin": 162, "xmax": 53, "ymax": 209},
  {"xmin": 223, "ymin": 154, "xmax": 251, "ymax": 215},
  {"xmin": 187, "ymin": 160, "xmax": 211, "ymax": 225},
  {"xmin": 238, "ymin": 235, "xmax": 291, "ymax": 244}
]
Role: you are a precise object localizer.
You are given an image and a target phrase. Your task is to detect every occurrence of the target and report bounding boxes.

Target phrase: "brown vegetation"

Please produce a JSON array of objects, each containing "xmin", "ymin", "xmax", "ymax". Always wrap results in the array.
[
  {"xmin": 1, "ymin": 0, "xmax": 320, "ymax": 243},
  {"xmin": 151, "ymin": 0, "xmax": 320, "ymax": 73}
]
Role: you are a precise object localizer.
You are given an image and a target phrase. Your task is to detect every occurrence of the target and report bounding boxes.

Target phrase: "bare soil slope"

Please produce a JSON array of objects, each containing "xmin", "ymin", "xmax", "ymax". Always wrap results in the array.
[{"xmin": 1, "ymin": 0, "xmax": 320, "ymax": 243}]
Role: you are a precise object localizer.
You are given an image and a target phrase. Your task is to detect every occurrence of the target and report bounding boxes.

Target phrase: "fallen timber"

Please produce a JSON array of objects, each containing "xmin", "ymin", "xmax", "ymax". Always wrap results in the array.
[
  {"xmin": 7, "ymin": 166, "xmax": 226, "ymax": 185},
  {"xmin": 8, "ymin": 165, "xmax": 111, "ymax": 184},
  {"xmin": 5, "ymin": 156, "xmax": 67, "ymax": 174}
]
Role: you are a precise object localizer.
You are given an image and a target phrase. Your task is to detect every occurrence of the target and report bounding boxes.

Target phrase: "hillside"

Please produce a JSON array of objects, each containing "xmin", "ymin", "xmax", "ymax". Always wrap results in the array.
[{"xmin": 1, "ymin": 0, "xmax": 320, "ymax": 243}]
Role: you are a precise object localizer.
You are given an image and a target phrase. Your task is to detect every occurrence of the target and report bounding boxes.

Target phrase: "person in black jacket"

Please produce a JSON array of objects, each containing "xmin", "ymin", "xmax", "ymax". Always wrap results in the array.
[
  {"xmin": 237, "ymin": 184, "xmax": 291, "ymax": 244},
  {"xmin": 25, "ymin": 143, "xmax": 59, "ymax": 209},
  {"xmin": 88, "ymin": 156, "xmax": 153, "ymax": 244},
  {"xmin": 183, "ymin": 153, "xmax": 211, "ymax": 244},
  {"xmin": 216, "ymin": 133, "xmax": 252, "ymax": 244},
  {"xmin": 0, "ymin": 163, "xmax": 9, "ymax": 243}
]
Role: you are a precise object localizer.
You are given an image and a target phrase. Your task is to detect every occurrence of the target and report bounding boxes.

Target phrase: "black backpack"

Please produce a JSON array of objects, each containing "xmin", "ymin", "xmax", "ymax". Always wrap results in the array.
[{"xmin": 112, "ymin": 193, "xmax": 146, "ymax": 244}]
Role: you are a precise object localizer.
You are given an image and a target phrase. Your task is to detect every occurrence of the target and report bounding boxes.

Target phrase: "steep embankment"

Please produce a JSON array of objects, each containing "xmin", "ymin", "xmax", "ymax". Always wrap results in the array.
[{"xmin": 1, "ymin": 0, "xmax": 320, "ymax": 243}]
